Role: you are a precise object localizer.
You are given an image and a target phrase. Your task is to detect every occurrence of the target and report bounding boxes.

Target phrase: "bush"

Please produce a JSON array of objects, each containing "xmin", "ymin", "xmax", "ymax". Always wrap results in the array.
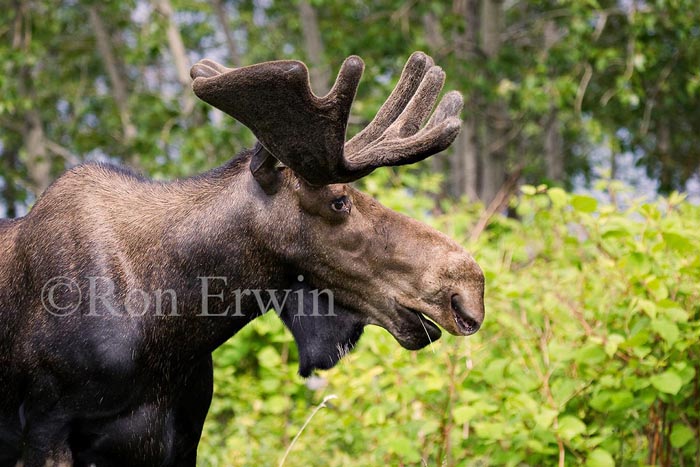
[{"xmin": 199, "ymin": 184, "xmax": 700, "ymax": 466}]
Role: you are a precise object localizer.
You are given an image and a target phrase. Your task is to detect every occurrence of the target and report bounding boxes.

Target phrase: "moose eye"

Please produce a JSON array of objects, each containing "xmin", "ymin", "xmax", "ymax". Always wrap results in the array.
[{"xmin": 330, "ymin": 196, "xmax": 351, "ymax": 214}]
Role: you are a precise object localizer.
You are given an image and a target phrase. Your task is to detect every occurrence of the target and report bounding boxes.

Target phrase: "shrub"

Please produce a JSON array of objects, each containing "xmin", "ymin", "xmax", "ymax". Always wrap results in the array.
[{"xmin": 199, "ymin": 184, "xmax": 700, "ymax": 466}]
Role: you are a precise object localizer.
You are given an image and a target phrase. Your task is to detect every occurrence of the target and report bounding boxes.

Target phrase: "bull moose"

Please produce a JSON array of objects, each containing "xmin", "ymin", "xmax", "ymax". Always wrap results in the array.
[{"xmin": 0, "ymin": 52, "xmax": 485, "ymax": 466}]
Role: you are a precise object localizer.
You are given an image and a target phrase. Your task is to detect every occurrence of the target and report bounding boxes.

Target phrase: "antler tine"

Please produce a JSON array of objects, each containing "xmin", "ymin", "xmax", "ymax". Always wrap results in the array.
[
  {"xmin": 191, "ymin": 55, "xmax": 364, "ymax": 186},
  {"xmin": 345, "ymin": 51, "xmax": 434, "ymax": 155},
  {"xmin": 344, "ymin": 53, "xmax": 464, "ymax": 173},
  {"xmin": 191, "ymin": 59, "xmax": 232, "ymax": 78}
]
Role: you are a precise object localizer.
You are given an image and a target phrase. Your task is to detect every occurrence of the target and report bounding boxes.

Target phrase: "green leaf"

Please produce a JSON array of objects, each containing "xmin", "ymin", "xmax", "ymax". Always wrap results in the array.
[
  {"xmin": 474, "ymin": 421, "xmax": 508, "ymax": 440},
  {"xmin": 652, "ymin": 319, "xmax": 679, "ymax": 345},
  {"xmin": 264, "ymin": 395, "xmax": 289, "ymax": 414},
  {"xmin": 575, "ymin": 343, "xmax": 607, "ymax": 365},
  {"xmin": 658, "ymin": 299, "xmax": 689, "ymax": 322},
  {"xmin": 673, "ymin": 362, "xmax": 697, "ymax": 385},
  {"xmin": 534, "ymin": 408, "xmax": 559, "ymax": 429},
  {"xmin": 482, "ymin": 358, "xmax": 509, "ymax": 385},
  {"xmin": 604, "ymin": 334, "xmax": 625, "ymax": 356},
  {"xmin": 609, "ymin": 390, "xmax": 635, "ymax": 410},
  {"xmin": 386, "ymin": 436, "xmax": 421, "ymax": 462},
  {"xmin": 589, "ymin": 391, "xmax": 611, "ymax": 412},
  {"xmin": 670, "ymin": 425, "xmax": 695, "ymax": 448},
  {"xmin": 623, "ymin": 253, "xmax": 652, "ymax": 277},
  {"xmin": 363, "ymin": 405, "xmax": 386, "ymax": 426},
  {"xmin": 650, "ymin": 370, "xmax": 683, "ymax": 395},
  {"xmin": 521, "ymin": 185, "xmax": 537, "ymax": 195},
  {"xmin": 586, "ymin": 448, "xmax": 615, "ymax": 467},
  {"xmin": 647, "ymin": 278, "xmax": 669, "ymax": 301},
  {"xmin": 257, "ymin": 346, "xmax": 282, "ymax": 368},
  {"xmin": 452, "ymin": 405, "xmax": 476, "ymax": 425},
  {"xmin": 558, "ymin": 415, "xmax": 587, "ymax": 440},
  {"xmin": 548, "ymin": 187, "xmax": 568, "ymax": 207},
  {"xmin": 572, "ymin": 195, "xmax": 598, "ymax": 213},
  {"xmin": 662, "ymin": 231, "xmax": 694, "ymax": 253}
]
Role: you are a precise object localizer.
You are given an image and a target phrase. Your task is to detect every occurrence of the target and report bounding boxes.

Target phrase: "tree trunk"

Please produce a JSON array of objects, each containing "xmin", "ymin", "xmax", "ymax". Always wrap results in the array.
[
  {"xmin": 211, "ymin": 0, "xmax": 241, "ymax": 67},
  {"xmin": 2, "ymin": 145, "xmax": 19, "ymax": 218},
  {"xmin": 480, "ymin": 0, "xmax": 503, "ymax": 57},
  {"xmin": 452, "ymin": 0, "xmax": 481, "ymax": 201},
  {"xmin": 423, "ymin": 11, "xmax": 446, "ymax": 55},
  {"xmin": 479, "ymin": 0, "xmax": 507, "ymax": 205},
  {"xmin": 450, "ymin": 129, "xmax": 466, "ymax": 198},
  {"xmin": 543, "ymin": 20, "xmax": 564, "ymax": 183},
  {"xmin": 657, "ymin": 121, "xmax": 672, "ymax": 192},
  {"xmin": 453, "ymin": 118, "xmax": 480, "ymax": 200},
  {"xmin": 153, "ymin": 0, "xmax": 196, "ymax": 113},
  {"xmin": 481, "ymin": 121, "xmax": 507, "ymax": 205},
  {"xmin": 23, "ymin": 111, "xmax": 51, "ymax": 194},
  {"xmin": 298, "ymin": 0, "xmax": 330, "ymax": 95},
  {"xmin": 88, "ymin": 5, "xmax": 137, "ymax": 144},
  {"xmin": 13, "ymin": 0, "xmax": 52, "ymax": 195},
  {"xmin": 422, "ymin": 11, "xmax": 451, "ymax": 198},
  {"xmin": 544, "ymin": 111, "xmax": 564, "ymax": 182}
]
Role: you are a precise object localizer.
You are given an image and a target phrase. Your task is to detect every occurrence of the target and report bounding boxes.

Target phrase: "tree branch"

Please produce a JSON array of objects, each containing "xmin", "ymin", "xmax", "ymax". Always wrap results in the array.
[
  {"xmin": 298, "ymin": 0, "xmax": 330, "ymax": 95},
  {"xmin": 13, "ymin": 1, "xmax": 51, "ymax": 194},
  {"xmin": 88, "ymin": 5, "xmax": 137, "ymax": 143},
  {"xmin": 469, "ymin": 164, "xmax": 524, "ymax": 242},
  {"xmin": 44, "ymin": 139, "xmax": 80, "ymax": 167},
  {"xmin": 210, "ymin": 0, "xmax": 241, "ymax": 67},
  {"xmin": 640, "ymin": 54, "xmax": 677, "ymax": 136},
  {"xmin": 575, "ymin": 62, "xmax": 593, "ymax": 115},
  {"xmin": 153, "ymin": 0, "xmax": 196, "ymax": 114}
]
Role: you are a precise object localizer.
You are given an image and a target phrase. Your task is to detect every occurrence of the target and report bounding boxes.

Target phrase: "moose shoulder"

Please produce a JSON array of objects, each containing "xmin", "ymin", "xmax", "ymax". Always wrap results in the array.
[{"xmin": 0, "ymin": 52, "xmax": 484, "ymax": 466}]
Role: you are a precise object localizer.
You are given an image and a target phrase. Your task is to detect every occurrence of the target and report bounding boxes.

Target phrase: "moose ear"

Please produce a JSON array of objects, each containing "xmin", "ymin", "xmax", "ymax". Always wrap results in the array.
[{"xmin": 277, "ymin": 282, "xmax": 365, "ymax": 377}]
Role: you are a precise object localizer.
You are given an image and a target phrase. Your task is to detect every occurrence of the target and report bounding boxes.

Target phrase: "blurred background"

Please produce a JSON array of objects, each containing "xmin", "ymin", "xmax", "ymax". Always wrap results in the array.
[{"xmin": 1, "ymin": 1, "xmax": 699, "ymax": 466}]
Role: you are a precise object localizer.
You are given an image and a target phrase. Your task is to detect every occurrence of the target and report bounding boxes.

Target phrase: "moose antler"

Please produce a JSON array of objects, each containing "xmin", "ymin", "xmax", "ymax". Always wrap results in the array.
[{"xmin": 191, "ymin": 52, "xmax": 463, "ymax": 186}]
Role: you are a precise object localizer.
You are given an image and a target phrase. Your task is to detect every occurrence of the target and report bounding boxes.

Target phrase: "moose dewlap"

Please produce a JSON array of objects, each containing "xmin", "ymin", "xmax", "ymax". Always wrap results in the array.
[{"xmin": 0, "ymin": 51, "xmax": 484, "ymax": 466}]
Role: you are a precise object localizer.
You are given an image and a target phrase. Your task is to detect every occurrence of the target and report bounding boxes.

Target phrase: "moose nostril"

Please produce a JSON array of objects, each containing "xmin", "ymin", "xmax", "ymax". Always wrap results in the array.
[{"xmin": 451, "ymin": 293, "xmax": 482, "ymax": 335}]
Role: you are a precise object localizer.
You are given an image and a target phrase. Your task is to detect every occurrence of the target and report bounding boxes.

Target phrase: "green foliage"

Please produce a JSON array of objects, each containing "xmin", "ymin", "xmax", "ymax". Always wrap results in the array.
[
  {"xmin": 4, "ymin": 0, "xmax": 700, "ymax": 213},
  {"xmin": 2, "ymin": 3, "xmax": 699, "ymax": 463},
  {"xmin": 200, "ymin": 187, "xmax": 700, "ymax": 466}
]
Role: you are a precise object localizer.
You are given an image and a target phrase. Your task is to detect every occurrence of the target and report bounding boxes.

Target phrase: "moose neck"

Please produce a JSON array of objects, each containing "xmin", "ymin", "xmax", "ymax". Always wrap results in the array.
[{"xmin": 103, "ymin": 151, "xmax": 293, "ymax": 355}]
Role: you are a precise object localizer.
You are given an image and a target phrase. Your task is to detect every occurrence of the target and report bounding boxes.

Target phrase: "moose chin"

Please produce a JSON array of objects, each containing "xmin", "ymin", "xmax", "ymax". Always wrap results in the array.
[{"xmin": 0, "ymin": 51, "xmax": 484, "ymax": 466}]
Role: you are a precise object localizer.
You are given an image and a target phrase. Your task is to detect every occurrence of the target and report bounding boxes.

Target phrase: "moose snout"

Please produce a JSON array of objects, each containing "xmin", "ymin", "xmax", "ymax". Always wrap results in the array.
[
  {"xmin": 440, "ymin": 254, "xmax": 485, "ymax": 336},
  {"xmin": 450, "ymin": 292, "xmax": 484, "ymax": 336}
]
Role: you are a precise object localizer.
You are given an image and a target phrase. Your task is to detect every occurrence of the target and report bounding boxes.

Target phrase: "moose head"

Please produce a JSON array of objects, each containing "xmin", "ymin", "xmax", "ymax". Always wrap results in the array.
[{"xmin": 191, "ymin": 52, "xmax": 485, "ymax": 375}]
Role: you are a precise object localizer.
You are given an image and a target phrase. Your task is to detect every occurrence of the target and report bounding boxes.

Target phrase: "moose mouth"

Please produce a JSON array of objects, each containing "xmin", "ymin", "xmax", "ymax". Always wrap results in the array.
[
  {"xmin": 394, "ymin": 296, "xmax": 482, "ymax": 350},
  {"xmin": 394, "ymin": 304, "xmax": 443, "ymax": 350}
]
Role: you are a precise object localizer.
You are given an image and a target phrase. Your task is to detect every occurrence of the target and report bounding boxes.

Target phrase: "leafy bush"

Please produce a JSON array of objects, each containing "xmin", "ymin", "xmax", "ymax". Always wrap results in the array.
[{"xmin": 199, "ymin": 183, "xmax": 700, "ymax": 466}]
